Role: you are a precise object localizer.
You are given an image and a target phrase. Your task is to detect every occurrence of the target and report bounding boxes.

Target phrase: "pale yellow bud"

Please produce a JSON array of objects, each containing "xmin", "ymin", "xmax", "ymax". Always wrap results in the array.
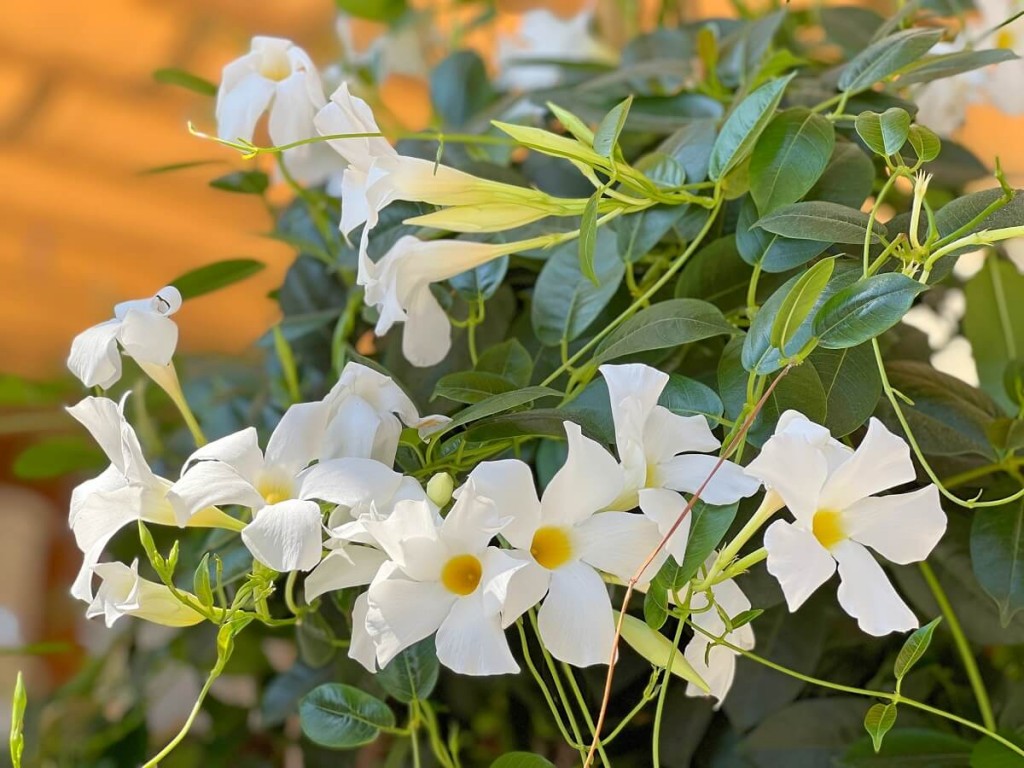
[{"xmin": 427, "ymin": 472, "xmax": 455, "ymax": 508}]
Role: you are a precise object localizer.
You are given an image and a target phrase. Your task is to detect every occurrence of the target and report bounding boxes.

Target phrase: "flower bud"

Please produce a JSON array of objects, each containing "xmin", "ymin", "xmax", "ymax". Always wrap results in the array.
[{"xmin": 427, "ymin": 472, "xmax": 455, "ymax": 508}]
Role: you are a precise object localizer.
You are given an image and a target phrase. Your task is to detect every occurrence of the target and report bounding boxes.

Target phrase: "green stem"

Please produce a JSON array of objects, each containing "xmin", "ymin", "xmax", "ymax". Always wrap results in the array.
[
  {"xmin": 918, "ymin": 561, "xmax": 996, "ymax": 731},
  {"xmin": 652, "ymin": 617, "xmax": 687, "ymax": 768},
  {"xmin": 942, "ymin": 457, "xmax": 1024, "ymax": 489},
  {"xmin": 746, "ymin": 261, "xmax": 763, "ymax": 321},
  {"xmin": 515, "ymin": 620, "xmax": 583, "ymax": 753},
  {"xmin": 601, "ymin": 674, "xmax": 659, "ymax": 745},
  {"xmin": 864, "ymin": 172, "xmax": 903, "ymax": 274},
  {"xmin": 142, "ymin": 658, "xmax": 223, "ymax": 767},
  {"xmin": 561, "ymin": 663, "xmax": 610, "ymax": 766},
  {"xmin": 528, "ymin": 611, "xmax": 586, "ymax": 750},
  {"xmin": 699, "ymin": 493, "xmax": 782, "ymax": 590}
]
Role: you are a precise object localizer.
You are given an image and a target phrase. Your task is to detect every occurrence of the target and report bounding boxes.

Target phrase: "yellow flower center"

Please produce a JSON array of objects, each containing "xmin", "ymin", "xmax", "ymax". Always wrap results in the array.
[
  {"xmin": 441, "ymin": 554, "xmax": 483, "ymax": 596},
  {"xmin": 812, "ymin": 509, "xmax": 846, "ymax": 550},
  {"xmin": 259, "ymin": 49, "xmax": 293, "ymax": 81},
  {"xmin": 257, "ymin": 473, "xmax": 295, "ymax": 506},
  {"xmin": 530, "ymin": 526, "xmax": 573, "ymax": 570},
  {"xmin": 996, "ymin": 29, "xmax": 1016, "ymax": 50}
]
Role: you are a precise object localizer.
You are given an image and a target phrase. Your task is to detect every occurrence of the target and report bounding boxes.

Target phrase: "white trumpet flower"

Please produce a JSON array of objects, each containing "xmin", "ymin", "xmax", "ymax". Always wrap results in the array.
[
  {"xmin": 466, "ymin": 422, "xmax": 662, "ymax": 667},
  {"xmin": 67, "ymin": 286, "xmax": 182, "ymax": 389},
  {"xmin": 744, "ymin": 411, "xmax": 947, "ymax": 636},
  {"xmin": 87, "ymin": 560, "xmax": 204, "ymax": 628}
]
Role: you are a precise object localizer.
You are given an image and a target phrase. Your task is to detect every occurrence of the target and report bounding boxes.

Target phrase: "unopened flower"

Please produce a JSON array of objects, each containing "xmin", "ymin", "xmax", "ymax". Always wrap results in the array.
[
  {"xmin": 745, "ymin": 411, "xmax": 946, "ymax": 636},
  {"xmin": 601, "ymin": 364, "xmax": 760, "ymax": 560},
  {"xmin": 67, "ymin": 286, "xmax": 182, "ymax": 389},
  {"xmin": 466, "ymin": 422, "xmax": 662, "ymax": 667},
  {"xmin": 87, "ymin": 560, "xmax": 204, "ymax": 628},
  {"xmin": 363, "ymin": 487, "xmax": 525, "ymax": 675}
]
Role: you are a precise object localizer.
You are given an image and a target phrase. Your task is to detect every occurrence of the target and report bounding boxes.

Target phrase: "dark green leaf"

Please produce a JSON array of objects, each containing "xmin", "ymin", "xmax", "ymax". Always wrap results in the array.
[
  {"xmin": 864, "ymin": 703, "xmax": 898, "ymax": 753},
  {"xmin": 593, "ymin": 95, "xmax": 633, "ymax": 157},
  {"xmin": 644, "ymin": 578, "xmax": 670, "ymax": 630},
  {"xmin": 838, "ymin": 28, "xmax": 944, "ymax": 92},
  {"xmin": 770, "ymin": 258, "xmax": 835, "ymax": 354},
  {"xmin": 963, "ymin": 258, "xmax": 1024, "ymax": 413},
  {"xmin": 750, "ymin": 108, "xmax": 835, "ymax": 215},
  {"xmin": 171, "ymin": 259, "xmax": 266, "ymax": 300},
  {"xmin": 897, "ymin": 48, "xmax": 1018, "ymax": 85},
  {"xmin": 579, "ymin": 192, "xmax": 600, "ymax": 284},
  {"xmin": 491, "ymin": 753, "xmax": 556, "ymax": 768},
  {"xmin": 436, "ymin": 387, "xmax": 561, "ymax": 437},
  {"xmin": 209, "ymin": 171, "xmax": 270, "ymax": 195},
  {"xmin": 296, "ymin": 612, "xmax": 337, "ymax": 668},
  {"xmin": 593, "ymin": 298, "xmax": 736, "ymax": 364},
  {"xmin": 842, "ymin": 727, "xmax": 973, "ymax": 766},
  {"xmin": 808, "ymin": 344, "xmax": 882, "ymax": 437},
  {"xmin": 735, "ymin": 199, "xmax": 828, "ymax": 273},
  {"xmin": 708, "ymin": 74, "xmax": 795, "ymax": 181},
  {"xmin": 152, "ymin": 67, "xmax": 217, "ymax": 96},
  {"xmin": 808, "ymin": 141, "xmax": 877, "ymax": 210},
  {"xmin": 906, "ymin": 125, "xmax": 941, "ymax": 163},
  {"xmin": 814, "ymin": 274, "xmax": 927, "ymax": 349},
  {"xmin": 677, "ymin": 501, "xmax": 740, "ymax": 586},
  {"xmin": 299, "ymin": 683, "xmax": 394, "ymax": 749},
  {"xmin": 616, "ymin": 205, "xmax": 690, "ymax": 263},
  {"xmin": 660, "ymin": 374, "xmax": 725, "ymax": 423},
  {"xmin": 335, "ymin": 0, "xmax": 406, "ymax": 22},
  {"xmin": 434, "ymin": 372, "xmax": 517, "ymax": 404},
  {"xmin": 854, "ymin": 109, "xmax": 911, "ymax": 157},
  {"xmin": 971, "ymin": 733, "xmax": 1024, "ymax": 767},
  {"xmin": 893, "ymin": 617, "xmax": 941, "ymax": 680},
  {"xmin": 430, "ymin": 51, "xmax": 496, "ymax": 125},
  {"xmin": 756, "ymin": 201, "xmax": 888, "ymax": 244},
  {"xmin": 449, "ymin": 257, "xmax": 509, "ymax": 301},
  {"xmin": 377, "ymin": 638, "xmax": 440, "ymax": 704},
  {"xmin": 475, "ymin": 340, "xmax": 533, "ymax": 387},
  {"xmin": 12, "ymin": 436, "xmax": 104, "ymax": 480},
  {"xmin": 971, "ymin": 499, "xmax": 1024, "ymax": 625}
]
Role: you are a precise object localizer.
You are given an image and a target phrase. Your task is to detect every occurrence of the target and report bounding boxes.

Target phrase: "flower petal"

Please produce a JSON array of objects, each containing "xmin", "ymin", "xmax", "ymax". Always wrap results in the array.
[
  {"xmin": 763, "ymin": 519, "xmax": 836, "ymax": 612},
  {"xmin": 216, "ymin": 71, "xmax": 276, "ymax": 142},
  {"xmin": 365, "ymin": 563, "xmax": 455, "ymax": 667},
  {"xmin": 182, "ymin": 428, "xmax": 264, "ymax": 482},
  {"xmin": 264, "ymin": 401, "xmax": 329, "ymax": 477},
  {"xmin": 168, "ymin": 461, "xmax": 264, "ymax": 525},
  {"xmin": 67, "ymin": 320, "xmax": 122, "ymax": 389},
  {"xmin": 744, "ymin": 433, "xmax": 829, "ymax": 524},
  {"xmin": 646, "ymin": 408, "xmax": 721, "ymax": 461},
  {"xmin": 819, "ymin": 418, "xmax": 917, "ymax": 511},
  {"xmin": 435, "ymin": 590, "xmax": 519, "ymax": 675},
  {"xmin": 541, "ymin": 422, "xmax": 624, "ymax": 528},
  {"xmin": 833, "ymin": 539, "xmax": 918, "ymax": 636},
  {"xmin": 441, "ymin": 480, "xmax": 503, "ymax": 554},
  {"xmin": 684, "ymin": 636, "xmax": 737, "ymax": 707},
  {"xmin": 322, "ymin": 395, "xmax": 386, "ymax": 462},
  {"xmin": 298, "ymin": 457, "xmax": 404, "ymax": 508},
  {"xmin": 117, "ymin": 310, "xmax": 178, "ymax": 366},
  {"xmin": 364, "ymin": 500, "xmax": 446, "ymax": 581},
  {"xmin": 348, "ymin": 592, "xmax": 378, "ymax": 672},
  {"xmin": 538, "ymin": 560, "xmax": 615, "ymax": 667},
  {"xmin": 600, "ymin": 363, "xmax": 667, "ymax": 486},
  {"xmin": 501, "ymin": 556, "xmax": 551, "ymax": 628},
  {"xmin": 844, "ymin": 486, "xmax": 946, "ymax": 565},
  {"xmin": 655, "ymin": 454, "xmax": 761, "ymax": 506},
  {"xmin": 304, "ymin": 545, "xmax": 388, "ymax": 602},
  {"xmin": 242, "ymin": 499, "xmax": 324, "ymax": 572},
  {"xmin": 464, "ymin": 460, "xmax": 542, "ymax": 550},
  {"xmin": 400, "ymin": 284, "xmax": 452, "ymax": 368},
  {"xmin": 638, "ymin": 487, "xmax": 690, "ymax": 564},
  {"xmin": 575, "ymin": 511, "xmax": 663, "ymax": 583}
]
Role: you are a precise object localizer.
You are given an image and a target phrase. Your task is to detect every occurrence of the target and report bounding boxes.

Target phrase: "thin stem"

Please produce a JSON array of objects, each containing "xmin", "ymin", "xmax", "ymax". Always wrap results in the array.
[
  {"xmin": 561, "ymin": 663, "xmax": 610, "ymax": 766},
  {"xmin": 515, "ymin": 620, "xmax": 584, "ymax": 753},
  {"xmin": 864, "ymin": 172, "xmax": 903, "ymax": 274},
  {"xmin": 918, "ymin": 561, "xmax": 996, "ymax": 731},
  {"xmin": 601, "ymin": 675, "xmax": 658, "ymax": 745},
  {"xmin": 142, "ymin": 660, "xmax": 222, "ymax": 767},
  {"xmin": 284, "ymin": 570, "xmax": 301, "ymax": 616},
  {"xmin": 652, "ymin": 617, "xmax": 687, "ymax": 768},
  {"xmin": 942, "ymin": 457, "xmax": 1024, "ymax": 489},
  {"xmin": 528, "ymin": 611, "xmax": 586, "ymax": 751}
]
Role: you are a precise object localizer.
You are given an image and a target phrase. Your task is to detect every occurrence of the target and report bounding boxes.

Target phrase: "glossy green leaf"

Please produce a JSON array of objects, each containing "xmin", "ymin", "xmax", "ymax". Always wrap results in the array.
[
  {"xmin": 475, "ymin": 339, "xmax": 533, "ymax": 387},
  {"xmin": 770, "ymin": 258, "xmax": 835, "ymax": 354},
  {"xmin": 152, "ymin": 67, "xmax": 217, "ymax": 96},
  {"xmin": 708, "ymin": 74, "xmax": 795, "ymax": 181},
  {"xmin": 808, "ymin": 344, "xmax": 882, "ymax": 437},
  {"xmin": 755, "ymin": 201, "xmax": 888, "ymax": 244},
  {"xmin": 735, "ymin": 199, "xmax": 828, "ymax": 273},
  {"xmin": 377, "ymin": 639, "xmax": 440, "ymax": 704},
  {"xmin": 807, "ymin": 141, "xmax": 876, "ymax": 209},
  {"xmin": 299, "ymin": 684, "xmax": 394, "ymax": 749},
  {"xmin": 838, "ymin": 28, "xmax": 944, "ymax": 92},
  {"xmin": 971, "ymin": 499, "xmax": 1024, "ymax": 625},
  {"xmin": 659, "ymin": 374, "xmax": 725, "ymax": 423},
  {"xmin": 593, "ymin": 95, "xmax": 633, "ymax": 157},
  {"xmin": 593, "ymin": 299, "xmax": 735, "ymax": 364},
  {"xmin": 433, "ymin": 372, "xmax": 517, "ymax": 404},
  {"xmin": 907, "ymin": 125, "xmax": 941, "ymax": 163},
  {"xmin": 171, "ymin": 259, "xmax": 266, "ymax": 300},
  {"xmin": 893, "ymin": 617, "xmax": 941, "ymax": 680},
  {"xmin": 491, "ymin": 752, "xmax": 556, "ymax": 768},
  {"xmin": 863, "ymin": 703, "xmax": 898, "ymax": 753},
  {"xmin": 750, "ymin": 108, "xmax": 835, "ymax": 214},
  {"xmin": 579, "ymin": 192, "xmax": 600, "ymax": 284},
  {"xmin": 854, "ymin": 108, "xmax": 911, "ymax": 157},
  {"xmin": 897, "ymin": 48, "xmax": 1018, "ymax": 85},
  {"xmin": 814, "ymin": 274, "xmax": 926, "ymax": 349},
  {"xmin": 678, "ymin": 501, "xmax": 740, "ymax": 586},
  {"xmin": 436, "ymin": 387, "xmax": 561, "ymax": 438},
  {"xmin": 963, "ymin": 258, "xmax": 1024, "ymax": 413}
]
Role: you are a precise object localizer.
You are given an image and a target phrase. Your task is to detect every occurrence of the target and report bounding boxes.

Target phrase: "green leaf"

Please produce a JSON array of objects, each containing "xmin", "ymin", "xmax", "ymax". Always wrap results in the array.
[
  {"xmin": 644, "ymin": 578, "xmax": 670, "ymax": 630},
  {"xmin": 376, "ymin": 638, "xmax": 440, "ymax": 704},
  {"xmin": 579, "ymin": 192, "xmax": 601, "ymax": 284},
  {"xmin": 808, "ymin": 344, "xmax": 882, "ymax": 437},
  {"xmin": 475, "ymin": 340, "xmax": 533, "ymax": 387},
  {"xmin": 906, "ymin": 125, "xmax": 941, "ymax": 164},
  {"xmin": 490, "ymin": 752, "xmax": 556, "ymax": 768},
  {"xmin": 430, "ymin": 51, "xmax": 496, "ymax": 126},
  {"xmin": 808, "ymin": 141, "xmax": 876, "ymax": 210},
  {"xmin": 677, "ymin": 501, "xmax": 740, "ymax": 586},
  {"xmin": 531, "ymin": 230, "xmax": 624, "ymax": 347},
  {"xmin": 593, "ymin": 298, "xmax": 735, "ymax": 364},
  {"xmin": 814, "ymin": 274, "xmax": 926, "ymax": 349},
  {"xmin": 171, "ymin": 259, "xmax": 266, "ymax": 300},
  {"xmin": 616, "ymin": 205, "xmax": 690, "ymax": 263},
  {"xmin": 897, "ymin": 48, "xmax": 1018, "ymax": 85},
  {"xmin": 619, "ymin": 614, "xmax": 710, "ymax": 693},
  {"xmin": 971, "ymin": 733, "xmax": 1024, "ymax": 767},
  {"xmin": 843, "ymin": 727, "xmax": 973, "ymax": 765},
  {"xmin": 735, "ymin": 199, "xmax": 828, "ymax": 273},
  {"xmin": 193, "ymin": 554, "xmax": 214, "ymax": 609},
  {"xmin": 12, "ymin": 436, "xmax": 104, "ymax": 480},
  {"xmin": 854, "ymin": 108, "xmax": 911, "ymax": 157},
  {"xmin": 593, "ymin": 95, "xmax": 633, "ymax": 158},
  {"xmin": 435, "ymin": 387, "xmax": 561, "ymax": 438},
  {"xmin": 299, "ymin": 684, "xmax": 394, "ymax": 749},
  {"xmin": 10, "ymin": 672, "xmax": 24, "ymax": 768},
  {"xmin": 864, "ymin": 703, "xmax": 898, "ymax": 753},
  {"xmin": 971, "ymin": 498, "xmax": 1024, "ymax": 625},
  {"xmin": 893, "ymin": 617, "xmax": 941, "ymax": 681},
  {"xmin": 547, "ymin": 102, "xmax": 595, "ymax": 145},
  {"xmin": 334, "ymin": 0, "xmax": 406, "ymax": 22},
  {"xmin": 209, "ymin": 170, "xmax": 270, "ymax": 195},
  {"xmin": 433, "ymin": 372, "xmax": 517, "ymax": 404},
  {"xmin": 770, "ymin": 258, "xmax": 836, "ymax": 354},
  {"xmin": 296, "ymin": 612, "xmax": 337, "ymax": 668},
  {"xmin": 963, "ymin": 258, "xmax": 1024, "ymax": 414},
  {"xmin": 660, "ymin": 374, "xmax": 725, "ymax": 423},
  {"xmin": 708, "ymin": 74, "xmax": 795, "ymax": 181},
  {"xmin": 152, "ymin": 67, "xmax": 217, "ymax": 96},
  {"xmin": 750, "ymin": 108, "xmax": 835, "ymax": 215},
  {"xmin": 755, "ymin": 201, "xmax": 888, "ymax": 244},
  {"xmin": 838, "ymin": 28, "xmax": 944, "ymax": 92}
]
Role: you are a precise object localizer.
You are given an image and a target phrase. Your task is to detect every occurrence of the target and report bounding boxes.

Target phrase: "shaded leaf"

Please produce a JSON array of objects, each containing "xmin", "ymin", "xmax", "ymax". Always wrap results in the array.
[
  {"xmin": 709, "ymin": 74, "xmax": 795, "ymax": 181},
  {"xmin": 299, "ymin": 684, "xmax": 394, "ymax": 749},
  {"xmin": 593, "ymin": 299, "xmax": 735, "ymax": 364},
  {"xmin": 838, "ymin": 28, "xmax": 944, "ymax": 92},
  {"xmin": 171, "ymin": 259, "xmax": 267, "ymax": 300},
  {"xmin": 750, "ymin": 108, "xmax": 835, "ymax": 214}
]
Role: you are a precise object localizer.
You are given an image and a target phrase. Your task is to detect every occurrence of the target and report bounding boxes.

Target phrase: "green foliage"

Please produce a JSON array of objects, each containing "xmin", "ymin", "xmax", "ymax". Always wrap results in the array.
[
  {"xmin": 863, "ymin": 702, "xmax": 898, "ymax": 752},
  {"xmin": 299, "ymin": 684, "xmax": 395, "ymax": 749},
  {"xmin": 170, "ymin": 258, "xmax": 266, "ymax": 300},
  {"xmin": 750, "ymin": 108, "xmax": 834, "ymax": 215},
  {"xmin": 152, "ymin": 68, "xmax": 217, "ymax": 96},
  {"xmin": 893, "ymin": 618, "xmax": 941, "ymax": 681},
  {"xmin": 854, "ymin": 108, "xmax": 911, "ymax": 157}
]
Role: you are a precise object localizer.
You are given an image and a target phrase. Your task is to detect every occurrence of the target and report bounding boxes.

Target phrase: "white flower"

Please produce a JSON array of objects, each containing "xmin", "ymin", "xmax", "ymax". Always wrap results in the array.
[
  {"xmin": 216, "ymin": 36, "xmax": 342, "ymax": 185},
  {"xmin": 600, "ymin": 364, "xmax": 760, "ymax": 561},
  {"xmin": 362, "ymin": 486, "xmax": 525, "ymax": 675},
  {"xmin": 320, "ymin": 362, "xmax": 449, "ymax": 463},
  {"xmin": 362, "ymin": 235, "xmax": 509, "ymax": 367},
  {"xmin": 87, "ymin": 560, "xmax": 204, "ymax": 628},
  {"xmin": 744, "ymin": 411, "xmax": 947, "ymax": 636},
  {"xmin": 169, "ymin": 402, "xmax": 407, "ymax": 572},
  {"xmin": 683, "ymin": 555, "xmax": 755, "ymax": 707},
  {"xmin": 466, "ymin": 422, "xmax": 662, "ymax": 667},
  {"xmin": 67, "ymin": 286, "xmax": 182, "ymax": 389},
  {"xmin": 497, "ymin": 8, "xmax": 617, "ymax": 91},
  {"xmin": 67, "ymin": 396, "xmax": 241, "ymax": 602}
]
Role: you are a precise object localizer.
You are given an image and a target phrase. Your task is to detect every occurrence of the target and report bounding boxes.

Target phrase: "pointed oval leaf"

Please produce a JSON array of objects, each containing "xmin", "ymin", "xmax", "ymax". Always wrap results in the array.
[
  {"xmin": 620, "ymin": 613, "xmax": 711, "ymax": 693},
  {"xmin": 709, "ymin": 74, "xmax": 795, "ymax": 181},
  {"xmin": 838, "ymin": 28, "xmax": 944, "ymax": 92},
  {"xmin": 893, "ymin": 617, "xmax": 942, "ymax": 680},
  {"xmin": 750, "ymin": 108, "xmax": 835, "ymax": 215},
  {"xmin": 434, "ymin": 372, "xmax": 517, "ymax": 404},
  {"xmin": 755, "ymin": 201, "xmax": 888, "ymax": 244},
  {"xmin": 475, "ymin": 339, "xmax": 533, "ymax": 387},
  {"xmin": 377, "ymin": 638, "xmax": 440, "ymax": 704},
  {"xmin": 491, "ymin": 753, "xmax": 557, "ymax": 768},
  {"xmin": 855, "ymin": 108, "xmax": 912, "ymax": 157},
  {"xmin": 770, "ymin": 258, "xmax": 836, "ymax": 354},
  {"xmin": 970, "ymin": 499, "xmax": 1024, "ymax": 626},
  {"xmin": 898, "ymin": 48, "xmax": 1019, "ymax": 86},
  {"xmin": 593, "ymin": 298, "xmax": 736, "ymax": 364},
  {"xmin": 907, "ymin": 125, "xmax": 942, "ymax": 164},
  {"xmin": 864, "ymin": 702, "xmax": 898, "ymax": 752},
  {"xmin": 813, "ymin": 273, "xmax": 927, "ymax": 349},
  {"xmin": 171, "ymin": 258, "xmax": 266, "ymax": 300},
  {"xmin": 299, "ymin": 683, "xmax": 394, "ymax": 749},
  {"xmin": 593, "ymin": 95, "xmax": 634, "ymax": 158}
]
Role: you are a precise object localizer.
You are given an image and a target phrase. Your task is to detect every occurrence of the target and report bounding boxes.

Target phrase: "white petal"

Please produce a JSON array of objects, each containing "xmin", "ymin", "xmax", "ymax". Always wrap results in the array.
[
  {"xmin": 744, "ymin": 432, "xmax": 829, "ymax": 524},
  {"xmin": 304, "ymin": 545, "xmax": 387, "ymax": 602},
  {"xmin": 541, "ymin": 422, "xmax": 624, "ymax": 528},
  {"xmin": 464, "ymin": 460, "xmax": 542, "ymax": 550},
  {"xmin": 70, "ymin": 488, "xmax": 142, "ymax": 601},
  {"xmin": 67, "ymin": 320, "xmax": 122, "ymax": 389},
  {"xmin": 265, "ymin": 401, "xmax": 329, "ymax": 476},
  {"xmin": 400, "ymin": 285, "xmax": 453, "ymax": 368},
  {"xmin": 168, "ymin": 461, "xmax": 264, "ymax": 525},
  {"xmin": 600, "ymin": 363, "xmax": 667, "ymax": 485},
  {"xmin": 655, "ymin": 454, "xmax": 761, "ymax": 506},
  {"xmin": 763, "ymin": 519, "xmax": 836, "ymax": 612},
  {"xmin": 315, "ymin": 82, "xmax": 395, "ymax": 166},
  {"xmin": 267, "ymin": 71, "xmax": 321, "ymax": 146},
  {"xmin": 348, "ymin": 592, "xmax": 378, "ymax": 672},
  {"xmin": 575, "ymin": 511, "xmax": 663, "ymax": 583},
  {"xmin": 70, "ymin": 465, "xmax": 124, "ymax": 529},
  {"xmin": 242, "ymin": 500, "xmax": 324, "ymax": 572},
  {"xmin": 833, "ymin": 540, "xmax": 918, "ymax": 636},
  {"xmin": 440, "ymin": 480, "xmax": 504, "ymax": 554},
  {"xmin": 645, "ymin": 409, "xmax": 721, "ymax": 462},
  {"xmin": 321, "ymin": 395, "xmax": 385, "ymax": 461},
  {"xmin": 365, "ymin": 565, "xmax": 455, "ymax": 667},
  {"xmin": 684, "ymin": 636, "xmax": 737, "ymax": 707},
  {"xmin": 435, "ymin": 590, "xmax": 519, "ymax": 675},
  {"xmin": 638, "ymin": 487, "xmax": 691, "ymax": 564},
  {"xmin": 501, "ymin": 556, "xmax": 551, "ymax": 628},
  {"xmin": 216, "ymin": 71, "xmax": 276, "ymax": 142},
  {"xmin": 297, "ymin": 458, "xmax": 404, "ymax": 508},
  {"xmin": 819, "ymin": 418, "xmax": 917, "ymax": 511},
  {"xmin": 182, "ymin": 427, "xmax": 264, "ymax": 482},
  {"xmin": 117, "ymin": 310, "xmax": 178, "ymax": 366},
  {"xmin": 67, "ymin": 396, "xmax": 129, "ymax": 475},
  {"xmin": 844, "ymin": 486, "xmax": 946, "ymax": 565},
  {"xmin": 364, "ymin": 499, "xmax": 445, "ymax": 581},
  {"xmin": 539, "ymin": 561, "xmax": 615, "ymax": 667}
]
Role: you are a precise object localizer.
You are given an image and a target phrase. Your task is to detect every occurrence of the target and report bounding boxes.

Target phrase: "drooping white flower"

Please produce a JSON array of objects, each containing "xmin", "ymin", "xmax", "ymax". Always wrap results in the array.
[
  {"xmin": 320, "ymin": 362, "xmax": 449, "ymax": 463},
  {"xmin": 216, "ymin": 36, "xmax": 343, "ymax": 185},
  {"xmin": 67, "ymin": 396, "xmax": 241, "ymax": 602},
  {"xmin": 67, "ymin": 286, "xmax": 182, "ymax": 389},
  {"xmin": 87, "ymin": 560, "xmax": 204, "ymax": 628},
  {"xmin": 744, "ymin": 411, "xmax": 947, "ymax": 637},
  {"xmin": 169, "ymin": 402, "xmax": 407, "ymax": 572},
  {"xmin": 466, "ymin": 422, "xmax": 662, "ymax": 667},
  {"xmin": 497, "ymin": 8, "xmax": 617, "ymax": 91},
  {"xmin": 362, "ymin": 486, "xmax": 525, "ymax": 675},
  {"xmin": 600, "ymin": 364, "xmax": 760, "ymax": 560},
  {"xmin": 362, "ymin": 235, "xmax": 509, "ymax": 367},
  {"xmin": 683, "ymin": 555, "xmax": 755, "ymax": 707}
]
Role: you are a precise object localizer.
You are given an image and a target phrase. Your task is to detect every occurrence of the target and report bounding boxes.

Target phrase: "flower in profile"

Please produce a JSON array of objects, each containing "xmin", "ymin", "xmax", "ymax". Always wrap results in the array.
[
  {"xmin": 67, "ymin": 396, "xmax": 242, "ymax": 602},
  {"xmin": 467, "ymin": 422, "xmax": 662, "ymax": 667},
  {"xmin": 216, "ymin": 36, "xmax": 342, "ymax": 184},
  {"xmin": 362, "ymin": 486, "xmax": 525, "ymax": 675},
  {"xmin": 744, "ymin": 411, "xmax": 947, "ymax": 636},
  {"xmin": 601, "ymin": 364, "xmax": 760, "ymax": 560},
  {"xmin": 87, "ymin": 560, "xmax": 204, "ymax": 628},
  {"xmin": 67, "ymin": 286, "xmax": 182, "ymax": 389}
]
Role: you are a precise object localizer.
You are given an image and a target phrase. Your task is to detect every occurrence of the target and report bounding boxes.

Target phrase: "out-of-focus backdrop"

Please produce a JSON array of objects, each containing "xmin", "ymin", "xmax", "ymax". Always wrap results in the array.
[{"xmin": 0, "ymin": 0, "xmax": 1022, "ymax": 726}]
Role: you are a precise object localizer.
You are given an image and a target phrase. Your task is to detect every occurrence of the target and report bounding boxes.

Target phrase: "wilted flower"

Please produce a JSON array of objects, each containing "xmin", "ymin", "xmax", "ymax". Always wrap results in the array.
[{"xmin": 87, "ymin": 560, "xmax": 204, "ymax": 628}]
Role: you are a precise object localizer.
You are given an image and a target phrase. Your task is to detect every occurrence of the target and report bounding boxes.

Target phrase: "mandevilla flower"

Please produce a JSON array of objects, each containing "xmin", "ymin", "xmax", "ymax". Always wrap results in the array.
[
  {"xmin": 745, "ymin": 411, "xmax": 947, "ymax": 636},
  {"xmin": 67, "ymin": 286, "xmax": 182, "ymax": 389},
  {"xmin": 87, "ymin": 560, "xmax": 204, "ymax": 628},
  {"xmin": 467, "ymin": 422, "xmax": 662, "ymax": 667}
]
